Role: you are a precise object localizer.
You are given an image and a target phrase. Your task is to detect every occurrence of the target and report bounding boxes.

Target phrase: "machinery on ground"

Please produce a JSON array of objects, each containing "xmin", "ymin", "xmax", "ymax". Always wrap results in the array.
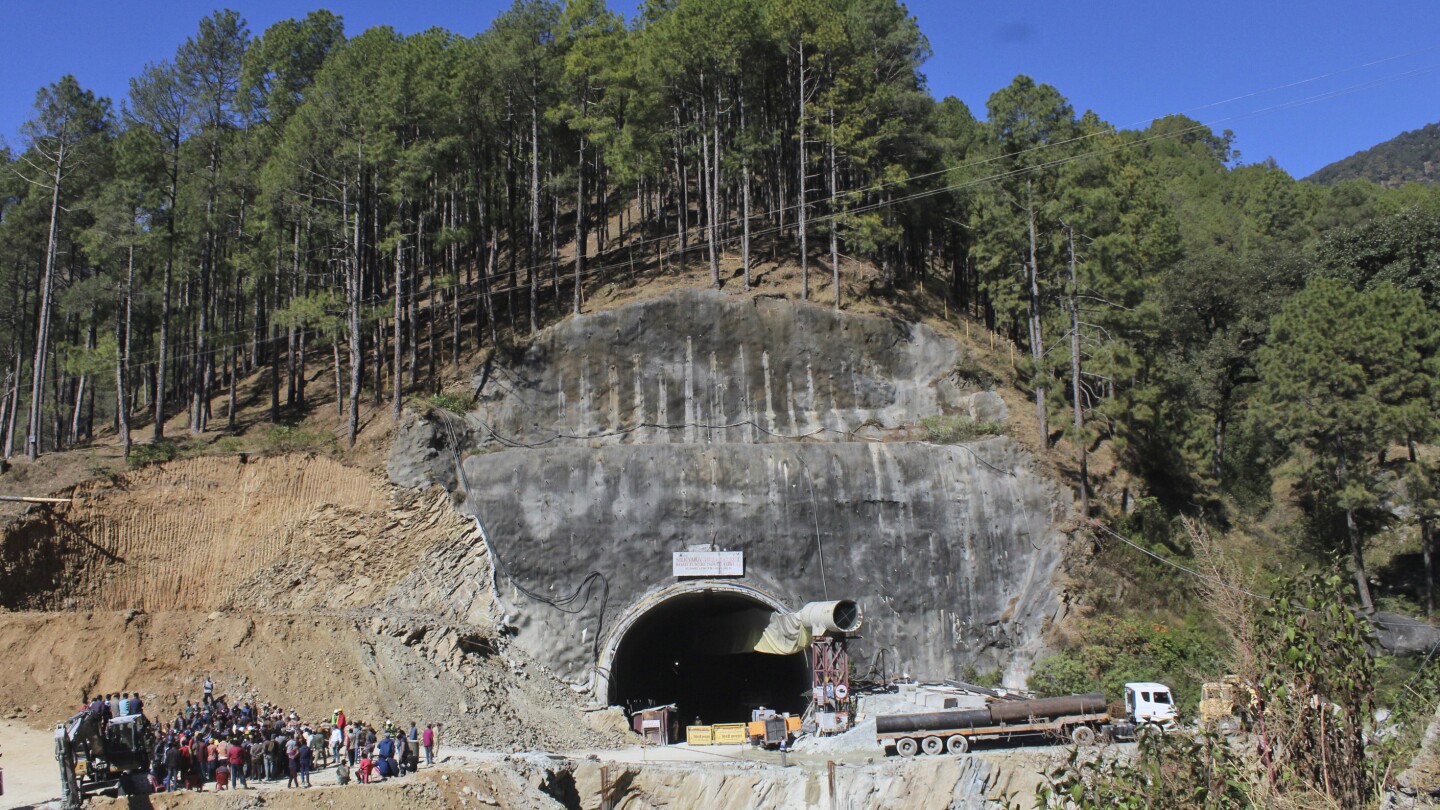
[
  {"xmin": 746, "ymin": 708, "xmax": 803, "ymax": 749},
  {"xmin": 56, "ymin": 711, "xmax": 152, "ymax": 808},
  {"xmin": 1200, "ymin": 675, "xmax": 1246, "ymax": 733},
  {"xmin": 876, "ymin": 682, "xmax": 1177, "ymax": 756}
]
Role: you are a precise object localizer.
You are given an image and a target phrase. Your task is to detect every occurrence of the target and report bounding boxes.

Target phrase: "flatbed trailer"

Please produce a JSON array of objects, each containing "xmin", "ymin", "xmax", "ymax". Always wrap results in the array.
[
  {"xmin": 876, "ymin": 683, "xmax": 1176, "ymax": 756},
  {"xmin": 877, "ymin": 706, "xmax": 1116, "ymax": 756}
]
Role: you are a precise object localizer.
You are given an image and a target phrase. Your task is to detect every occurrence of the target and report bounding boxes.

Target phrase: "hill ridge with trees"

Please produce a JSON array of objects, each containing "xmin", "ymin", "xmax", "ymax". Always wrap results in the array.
[{"xmin": 1307, "ymin": 120, "xmax": 1440, "ymax": 187}]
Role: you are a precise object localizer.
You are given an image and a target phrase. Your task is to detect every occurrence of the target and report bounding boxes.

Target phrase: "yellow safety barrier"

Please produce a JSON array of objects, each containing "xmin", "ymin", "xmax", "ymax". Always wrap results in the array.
[
  {"xmin": 713, "ymin": 723, "xmax": 747, "ymax": 745},
  {"xmin": 686, "ymin": 725, "xmax": 714, "ymax": 746}
]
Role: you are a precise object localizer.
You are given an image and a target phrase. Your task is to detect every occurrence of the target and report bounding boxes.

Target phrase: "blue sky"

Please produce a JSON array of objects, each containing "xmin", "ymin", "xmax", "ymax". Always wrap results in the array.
[{"xmin": 3, "ymin": 0, "xmax": 1439, "ymax": 179}]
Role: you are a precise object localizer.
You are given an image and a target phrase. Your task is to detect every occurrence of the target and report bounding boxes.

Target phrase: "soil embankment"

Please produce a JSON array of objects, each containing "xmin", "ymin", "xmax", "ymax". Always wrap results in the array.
[{"xmin": 0, "ymin": 454, "xmax": 621, "ymax": 752}]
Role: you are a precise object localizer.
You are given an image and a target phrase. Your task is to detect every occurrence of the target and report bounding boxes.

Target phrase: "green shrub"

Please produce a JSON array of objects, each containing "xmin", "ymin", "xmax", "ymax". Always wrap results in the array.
[
  {"xmin": 959, "ymin": 663, "xmax": 1005, "ymax": 689},
  {"xmin": 127, "ymin": 439, "xmax": 178, "ymax": 470},
  {"xmin": 263, "ymin": 425, "xmax": 337, "ymax": 454},
  {"xmin": 428, "ymin": 393, "xmax": 470, "ymax": 415},
  {"xmin": 1036, "ymin": 728, "xmax": 1253, "ymax": 809},
  {"xmin": 214, "ymin": 436, "xmax": 244, "ymax": 454},
  {"xmin": 1027, "ymin": 618, "xmax": 1224, "ymax": 715},
  {"xmin": 920, "ymin": 414, "xmax": 1005, "ymax": 444}
]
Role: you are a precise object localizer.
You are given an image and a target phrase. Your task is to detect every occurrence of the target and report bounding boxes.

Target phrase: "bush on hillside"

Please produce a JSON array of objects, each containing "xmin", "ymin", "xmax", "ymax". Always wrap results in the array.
[
  {"xmin": 127, "ymin": 439, "xmax": 178, "ymax": 470},
  {"xmin": 263, "ymin": 425, "xmax": 337, "ymax": 454},
  {"xmin": 921, "ymin": 414, "xmax": 1005, "ymax": 444}
]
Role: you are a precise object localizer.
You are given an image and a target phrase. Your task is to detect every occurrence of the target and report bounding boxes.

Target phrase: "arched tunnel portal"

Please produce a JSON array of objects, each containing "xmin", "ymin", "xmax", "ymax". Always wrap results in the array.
[{"xmin": 599, "ymin": 584, "xmax": 810, "ymax": 727}]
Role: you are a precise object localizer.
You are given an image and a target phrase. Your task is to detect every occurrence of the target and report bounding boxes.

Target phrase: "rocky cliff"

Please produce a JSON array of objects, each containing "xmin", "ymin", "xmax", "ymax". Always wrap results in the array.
[{"xmin": 391, "ymin": 289, "xmax": 1070, "ymax": 692}]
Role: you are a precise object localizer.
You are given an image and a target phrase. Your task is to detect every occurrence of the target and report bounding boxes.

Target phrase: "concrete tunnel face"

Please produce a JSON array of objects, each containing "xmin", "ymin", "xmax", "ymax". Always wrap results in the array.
[{"xmin": 606, "ymin": 590, "xmax": 810, "ymax": 725}]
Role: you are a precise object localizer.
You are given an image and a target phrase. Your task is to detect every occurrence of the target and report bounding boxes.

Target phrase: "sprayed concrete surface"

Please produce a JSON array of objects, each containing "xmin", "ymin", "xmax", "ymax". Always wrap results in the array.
[{"xmin": 391, "ymin": 289, "xmax": 1070, "ymax": 691}]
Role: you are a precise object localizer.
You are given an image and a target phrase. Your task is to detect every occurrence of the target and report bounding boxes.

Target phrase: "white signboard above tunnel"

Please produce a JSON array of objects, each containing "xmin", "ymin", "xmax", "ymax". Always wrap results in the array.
[{"xmin": 672, "ymin": 551, "xmax": 744, "ymax": 577}]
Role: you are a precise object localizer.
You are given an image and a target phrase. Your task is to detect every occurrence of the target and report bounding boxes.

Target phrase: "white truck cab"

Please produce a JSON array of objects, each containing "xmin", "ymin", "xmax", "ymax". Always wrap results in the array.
[{"xmin": 1124, "ymin": 682, "xmax": 1178, "ymax": 726}]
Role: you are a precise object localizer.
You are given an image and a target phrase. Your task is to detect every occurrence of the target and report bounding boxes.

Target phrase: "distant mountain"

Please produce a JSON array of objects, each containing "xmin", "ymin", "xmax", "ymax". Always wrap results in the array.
[{"xmin": 1307, "ymin": 122, "xmax": 1440, "ymax": 187}]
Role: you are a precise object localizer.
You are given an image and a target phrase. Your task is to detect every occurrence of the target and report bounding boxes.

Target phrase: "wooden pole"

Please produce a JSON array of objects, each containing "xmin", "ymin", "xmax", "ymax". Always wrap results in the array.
[{"xmin": 0, "ymin": 495, "xmax": 72, "ymax": 504}]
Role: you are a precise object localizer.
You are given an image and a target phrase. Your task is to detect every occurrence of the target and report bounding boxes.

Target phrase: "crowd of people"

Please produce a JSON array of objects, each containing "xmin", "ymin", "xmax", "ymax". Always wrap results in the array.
[{"xmin": 85, "ymin": 675, "xmax": 441, "ymax": 793}]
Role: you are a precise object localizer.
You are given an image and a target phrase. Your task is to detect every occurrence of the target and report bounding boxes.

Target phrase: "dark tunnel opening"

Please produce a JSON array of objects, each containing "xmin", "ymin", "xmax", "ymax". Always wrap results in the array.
[{"xmin": 608, "ymin": 591, "xmax": 810, "ymax": 728}]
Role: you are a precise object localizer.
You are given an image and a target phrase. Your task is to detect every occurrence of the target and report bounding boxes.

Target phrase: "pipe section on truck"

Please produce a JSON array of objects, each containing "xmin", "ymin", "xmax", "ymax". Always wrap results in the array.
[
  {"xmin": 986, "ymin": 693, "xmax": 1105, "ymax": 723},
  {"xmin": 876, "ymin": 692, "xmax": 1107, "ymax": 735},
  {"xmin": 875, "ymin": 709, "xmax": 992, "ymax": 735}
]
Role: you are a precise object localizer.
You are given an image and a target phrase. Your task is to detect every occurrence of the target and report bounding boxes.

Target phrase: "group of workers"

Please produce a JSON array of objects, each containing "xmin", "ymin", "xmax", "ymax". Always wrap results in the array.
[{"xmin": 87, "ymin": 676, "xmax": 441, "ymax": 792}]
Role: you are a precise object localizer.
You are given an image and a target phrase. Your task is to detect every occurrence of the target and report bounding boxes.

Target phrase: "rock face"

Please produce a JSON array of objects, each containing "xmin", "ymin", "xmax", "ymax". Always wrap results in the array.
[
  {"xmin": 1372, "ymin": 612, "xmax": 1440, "ymax": 656},
  {"xmin": 390, "ymin": 289, "xmax": 1068, "ymax": 691}
]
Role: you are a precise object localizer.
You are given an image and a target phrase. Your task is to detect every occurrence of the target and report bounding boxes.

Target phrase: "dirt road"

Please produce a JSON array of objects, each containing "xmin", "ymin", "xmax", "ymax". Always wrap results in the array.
[{"xmin": 1, "ymin": 720, "xmax": 58, "ymax": 810}]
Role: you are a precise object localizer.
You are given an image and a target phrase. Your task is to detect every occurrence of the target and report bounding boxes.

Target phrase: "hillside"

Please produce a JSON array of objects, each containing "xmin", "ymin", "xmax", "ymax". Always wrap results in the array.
[
  {"xmin": 1307, "ymin": 121, "xmax": 1440, "ymax": 186},
  {"xmin": 5, "ymin": 2, "xmax": 1440, "ymax": 805}
]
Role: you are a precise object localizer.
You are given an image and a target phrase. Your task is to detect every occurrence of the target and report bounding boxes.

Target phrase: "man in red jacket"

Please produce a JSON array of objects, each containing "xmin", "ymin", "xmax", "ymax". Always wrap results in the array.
[{"xmin": 228, "ymin": 739, "xmax": 248, "ymax": 789}]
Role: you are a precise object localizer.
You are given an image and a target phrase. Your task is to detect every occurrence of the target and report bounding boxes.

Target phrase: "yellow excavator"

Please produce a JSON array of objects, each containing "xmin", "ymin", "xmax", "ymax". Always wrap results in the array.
[
  {"xmin": 55, "ymin": 709, "xmax": 152, "ymax": 808},
  {"xmin": 1199, "ymin": 676, "xmax": 1249, "ymax": 734}
]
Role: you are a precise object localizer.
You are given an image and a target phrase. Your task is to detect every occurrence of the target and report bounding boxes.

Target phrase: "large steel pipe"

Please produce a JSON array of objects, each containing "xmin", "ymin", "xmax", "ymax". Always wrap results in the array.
[
  {"xmin": 795, "ymin": 600, "xmax": 863, "ymax": 634},
  {"xmin": 876, "ymin": 709, "xmax": 991, "ymax": 735},
  {"xmin": 986, "ymin": 693, "xmax": 1105, "ymax": 723},
  {"xmin": 876, "ymin": 693, "xmax": 1107, "ymax": 734}
]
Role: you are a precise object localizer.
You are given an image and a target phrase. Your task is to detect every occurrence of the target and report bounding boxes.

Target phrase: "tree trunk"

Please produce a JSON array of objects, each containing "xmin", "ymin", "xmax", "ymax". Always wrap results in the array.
[
  {"xmin": 797, "ymin": 42, "xmax": 809, "ymax": 301},
  {"xmin": 1026, "ymin": 184, "xmax": 1048, "ymax": 449},
  {"xmin": 269, "ymin": 242, "xmax": 281, "ymax": 424},
  {"xmin": 1347, "ymin": 504, "xmax": 1373, "ymax": 611},
  {"xmin": 393, "ymin": 234, "xmax": 403, "ymax": 420},
  {"xmin": 70, "ymin": 342, "xmax": 88, "ymax": 446},
  {"xmin": 1423, "ymin": 518, "xmax": 1434, "ymax": 617},
  {"xmin": 1067, "ymin": 228, "xmax": 1087, "ymax": 518},
  {"xmin": 741, "ymin": 99, "xmax": 752, "ymax": 291},
  {"xmin": 192, "ymin": 142, "xmax": 221, "ymax": 436},
  {"xmin": 116, "ymin": 243, "xmax": 134, "ymax": 457},
  {"xmin": 828, "ymin": 107, "xmax": 839, "ymax": 309},
  {"xmin": 348, "ymin": 161, "xmax": 363, "ymax": 446},
  {"xmin": 154, "ymin": 139, "xmax": 179, "ymax": 443},
  {"xmin": 575, "ymin": 135, "xmax": 586, "ymax": 315},
  {"xmin": 705, "ymin": 89, "xmax": 721, "ymax": 290},
  {"xmin": 529, "ymin": 96, "xmax": 540, "ymax": 334},
  {"xmin": 1211, "ymin": 407, "xmax": 1229, "ymax": 482},
  {"xmin": 26, "ymin": 152, "xmax": 64, "ymax": 460},
  {"xmin": 1337, "ymin": 449, "xmax": 1374, "ymax": 611},
  {"xmin": 701, "ymin": 117, "xmax": 718, "ymax": 289}
]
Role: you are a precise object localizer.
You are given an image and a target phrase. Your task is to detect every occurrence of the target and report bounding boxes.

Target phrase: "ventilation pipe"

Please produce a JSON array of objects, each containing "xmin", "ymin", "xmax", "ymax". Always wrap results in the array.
[{"xmin": 795, "ymin": 600, "xmax": 863, "ymax": 635}]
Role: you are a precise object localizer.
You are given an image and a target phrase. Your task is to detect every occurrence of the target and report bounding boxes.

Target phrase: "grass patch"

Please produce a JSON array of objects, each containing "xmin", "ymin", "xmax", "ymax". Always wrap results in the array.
[
  {"xmin": 127, "ymin": 439, "xmax": 179, "ymax": 470},
  {"xmin": 920, "ymin": 414, "xmax": 1006, "ymax": 444},
  {"xmin": 262, "ymin": 425, "xmax": 338, "ymax": 454},
  {"xmin": 427, "ymin": 393, "xmax": 470, "ymax": 415},
  {"xmin": 214, "ymin": 436, "xmax": 245, "ymax": 454}
]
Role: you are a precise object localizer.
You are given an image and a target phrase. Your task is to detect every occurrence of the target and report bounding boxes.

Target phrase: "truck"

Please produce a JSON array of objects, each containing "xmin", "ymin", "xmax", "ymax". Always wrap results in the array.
[{"xmin": 876, "ymin": 682, "xmax": 1177, "ymax": 756}]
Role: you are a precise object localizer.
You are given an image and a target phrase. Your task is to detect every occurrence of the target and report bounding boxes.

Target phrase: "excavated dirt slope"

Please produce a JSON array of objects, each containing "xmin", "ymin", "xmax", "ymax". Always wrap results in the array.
[{"xmin": 0, "ymin": 453, "xmax": 624, "ymax": 751}]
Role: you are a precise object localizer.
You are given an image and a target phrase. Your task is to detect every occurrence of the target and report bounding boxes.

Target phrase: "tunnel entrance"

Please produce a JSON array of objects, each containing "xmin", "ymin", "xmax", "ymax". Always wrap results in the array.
[{"xmin": 606, "ymin": 589, "xmax": 810, "ymax": 727}]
